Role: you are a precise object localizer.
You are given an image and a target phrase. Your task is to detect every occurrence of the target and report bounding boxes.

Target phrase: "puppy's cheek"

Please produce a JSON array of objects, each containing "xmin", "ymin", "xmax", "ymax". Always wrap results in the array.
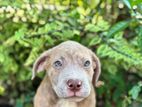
[
  {"xmin": 84, "ymin": 88, "xmax": 91, "ymax": 97},
  {"xmin": 81, "ymin": 83, "xmax": 91, "ymax": 97},
  {"xmin": 50, "ymin": 77, "xmax": 58, "ymax": 91},
  {"xmin": 47, "ymin": 71, "xmax": 58, "ymax": 86},
  {"xmin": 52, "ymin": 85, "xmax": 61, "ymax": 97},
  {"xmin": 59, "ymin": 85, "xmax": 68, "ymax": 97},
  {"xmin": 52, "ymin": 76, "xmax": 58, "ymax": 85},
  {"xmin": 53, "ymin": 82, "xmax": 68, "ymax": 98},
  {"xmin": 80, "ymin": 89, "xmax": 90, "ymax": 97}
]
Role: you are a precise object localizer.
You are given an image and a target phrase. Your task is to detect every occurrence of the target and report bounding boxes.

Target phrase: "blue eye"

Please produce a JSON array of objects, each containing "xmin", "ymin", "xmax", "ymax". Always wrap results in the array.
[
  {"xmin": 54, "ymin": 60, "xmax": 62, "ymax": 68},
  {"xmin": 84, "ymin": 60, "xmax": 90, "ymax": 67}
]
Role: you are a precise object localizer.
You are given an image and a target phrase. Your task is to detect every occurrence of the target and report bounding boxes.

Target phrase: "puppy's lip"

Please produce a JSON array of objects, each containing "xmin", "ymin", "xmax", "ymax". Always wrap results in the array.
[
  {"xmin": 66, "ymin": 91, "xmax": 82, "ymax": 97},
  {"xmin": 64, "ymin": 94, "xmax": 85, "ymax": 99},
  {"xmin": 67, "ymin": 95, "xmax": 82, "ymax": 98}
]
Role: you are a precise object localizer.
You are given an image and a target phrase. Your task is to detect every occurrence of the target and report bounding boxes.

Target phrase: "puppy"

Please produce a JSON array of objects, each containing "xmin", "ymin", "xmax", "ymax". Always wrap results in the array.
[{"xmin": 32, "ymin": 41, "xmax": 101, "ymax": 107}]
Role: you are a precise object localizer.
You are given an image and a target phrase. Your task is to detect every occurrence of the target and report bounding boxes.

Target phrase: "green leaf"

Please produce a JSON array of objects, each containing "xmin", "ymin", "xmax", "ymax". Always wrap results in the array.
[
  {"xmin": 137, "ymin": 26, "xmax": 142, "ymax": 52},
  {"xmin": 85, "ymin": 19, "xmax": 110, "ymax": 32},
  {"xmin": 46, "ymin": 36, "xmax": 54, "ymax": 45},
  {"xmin": 89, "ymin": 35, "xmax": 101, "ymax": 46},
  {"xmin": 14, "ymin": 28, "xmax": 30, "ymax": 47},
  {"xmin": 0, "ymin": 46, "xmax": 5, "ymax": 63},
  {"xmin": 97, "ymin": 44, "xmax": 109, "ymax": 57},
  {"xmin": 108, "ymin": 65, "xmax": 117, "ymax": 75},
  {"xmin": 14, "ymin": 28, "xmax": 25, "ymax": 40},
  {"xmin": 4, "ymin": 36, "xmax": 16, "ymax": 46},
  {"xmin": 16, "ymin": 99, "xmax": 23, "ymax": 107},
  {"xmin": 24, "ymin": 48, "xmax": 39, "ymax": 66},
  {"xmin": 0, "ymin": 86, "xmax": 5, "ymax": 95},
  {"xmin": 62, "ymin": 30, "xmax": 74, "ymax": 38},
  {"xmin": 123, "ymin": 0, "xmax": 132, "ymax": 9},
  {"xmin": 130, "ymin": 0, "xmax": 142, "ymax": 6},
  {"xmin": 129, "ymin": 83, "xmax": 142, "ymax": 100},
  {"xmin": 85, "ymin": 24, "xmax": 98, "ymax": 32},
  {"xmin": 107, "ymin": 20, "xmax": 131, "ymax": 38},
  {"xmin": 88, "ymin": 0, "xmax": 100, "ymax": 8}
]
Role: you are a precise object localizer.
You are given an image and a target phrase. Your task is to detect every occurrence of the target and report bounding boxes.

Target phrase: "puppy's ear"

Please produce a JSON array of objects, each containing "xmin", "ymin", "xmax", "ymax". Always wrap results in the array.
[
  {"xmin": 90, "ymin": 51, "xmax": 101, "ymax": 87},
  {"xmin": 32, "ymin": 50, "xmax": 51, "ymax": 80}
]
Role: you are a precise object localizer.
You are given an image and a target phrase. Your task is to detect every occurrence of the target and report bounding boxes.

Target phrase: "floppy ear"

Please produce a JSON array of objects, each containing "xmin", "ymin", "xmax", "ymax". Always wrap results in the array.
[
  {"xmin": 91, "ymin": 51, "xmax": 101, "ymax": 87},
  {"xmin": 32, "ymin": 50, "xmax": 51, "ymax": 80}
]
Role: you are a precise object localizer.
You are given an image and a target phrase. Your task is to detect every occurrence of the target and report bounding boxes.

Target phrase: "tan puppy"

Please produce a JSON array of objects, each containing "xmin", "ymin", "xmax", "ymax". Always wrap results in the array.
[{"xmin": 32, "ymin": 41, "xmax": 101, "ymax": 107}]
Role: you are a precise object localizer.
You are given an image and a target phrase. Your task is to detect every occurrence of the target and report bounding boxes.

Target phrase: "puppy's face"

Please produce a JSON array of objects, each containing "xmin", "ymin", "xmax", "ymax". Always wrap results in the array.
[
  {"xmin": 48, "ymin": 49, "xmax": 94, "ymax": 101},
  {"xmin": 32, "ymin": 41, "xmax": 101, "ymax": 102}
]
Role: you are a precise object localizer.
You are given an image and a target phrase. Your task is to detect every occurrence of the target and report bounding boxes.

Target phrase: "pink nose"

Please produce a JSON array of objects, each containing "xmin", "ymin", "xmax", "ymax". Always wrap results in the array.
[{"xmin": 67, "ymin": 79, "xmax": 82, "ymax": 92}]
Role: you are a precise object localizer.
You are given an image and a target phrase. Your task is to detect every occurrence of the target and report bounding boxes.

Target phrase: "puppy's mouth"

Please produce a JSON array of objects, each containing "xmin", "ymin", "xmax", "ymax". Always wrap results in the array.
[
  {"xmin": 68, "ymin": 92, "xmax": 82, "ymax": 97},
  {"xmin": 63, "ymin": 91, "xmax": 87, "ymax": 102},
  {"xmin": 67, "ymin": 94, "xmax": 81, "ymax": 98}
]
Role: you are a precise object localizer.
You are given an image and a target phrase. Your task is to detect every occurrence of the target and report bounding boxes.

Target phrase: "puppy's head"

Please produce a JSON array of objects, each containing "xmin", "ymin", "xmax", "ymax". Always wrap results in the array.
[{"xmin": 32, "ymin": 41, "xmax": 101, "ymax": 102}]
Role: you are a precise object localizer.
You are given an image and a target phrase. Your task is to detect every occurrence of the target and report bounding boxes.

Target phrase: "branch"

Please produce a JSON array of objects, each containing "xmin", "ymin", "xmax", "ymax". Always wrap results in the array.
[{"xmin": 99, "ymin": 33, "xmax": 139, "ymax": 61}]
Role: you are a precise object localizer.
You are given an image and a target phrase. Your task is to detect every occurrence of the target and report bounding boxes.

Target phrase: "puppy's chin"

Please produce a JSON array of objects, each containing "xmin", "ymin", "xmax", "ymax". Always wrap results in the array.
[{"xmin": 64, "ymin": 97, "xmax": 84, "ymax": 102}]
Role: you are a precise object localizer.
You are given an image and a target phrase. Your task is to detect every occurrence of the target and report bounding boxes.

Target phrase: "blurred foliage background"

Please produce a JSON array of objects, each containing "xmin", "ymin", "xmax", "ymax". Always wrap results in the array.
[{"xmin": 0, "ymin": 0, "xmax": 142, "ymax": 107}]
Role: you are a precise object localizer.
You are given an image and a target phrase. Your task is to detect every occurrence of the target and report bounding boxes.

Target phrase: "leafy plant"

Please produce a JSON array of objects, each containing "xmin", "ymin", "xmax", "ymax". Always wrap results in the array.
[{"xmin": 0, "ymin": 0, "xmax": 142, "ymax": 107}]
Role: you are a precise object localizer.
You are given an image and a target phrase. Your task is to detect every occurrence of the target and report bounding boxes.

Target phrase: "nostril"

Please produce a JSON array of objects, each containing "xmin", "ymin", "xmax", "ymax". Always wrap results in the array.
[
  {"xmin": 68, "ymin": 83, "xmax": 73, "ymax": 88},
  {"xmin": 76, "ymin": 80, "xmax": 82, "ymax": 89},
  {"xmin": 67, "ymin": 79, "xmax": 74, "ymax": 89},
  {"xmin": 77, "ymin": 84, "xmax": 81, "ymax": 88}
]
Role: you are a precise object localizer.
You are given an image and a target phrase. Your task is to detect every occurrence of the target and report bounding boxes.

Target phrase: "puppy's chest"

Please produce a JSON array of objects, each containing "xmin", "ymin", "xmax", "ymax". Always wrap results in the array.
[{"xmin": 56, "ymin": 99, "xmax": 77, "ymax": 107}]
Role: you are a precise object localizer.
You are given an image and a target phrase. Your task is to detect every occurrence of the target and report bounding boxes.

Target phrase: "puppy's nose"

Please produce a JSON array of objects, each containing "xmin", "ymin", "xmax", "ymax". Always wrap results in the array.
[{"xmin": 67, "ymin": 79, "xmax": 82, "ymax": 92}]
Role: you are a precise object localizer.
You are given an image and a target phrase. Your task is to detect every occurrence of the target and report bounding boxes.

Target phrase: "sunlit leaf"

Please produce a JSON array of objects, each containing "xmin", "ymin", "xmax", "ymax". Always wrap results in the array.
[
  {"xmin": 24, "ymin": 47, "xmax": 39, "ymax": 66},
  {"xmin": 0, "ymin": 86, "xmax": 5, "ymax": 95},
  {"xmin": 129, "ymin": 83, "xmax": 142, "ymax": 100},
  {"xmin": 123, "ymin": 0, "xmax": 132, "ymax": 9},
  {"xmin": 89, "ymin": 35, "xmax": 101, "ymax": 46},
  {"xmin": 107, "ymin": 20, "xmax": 131, "ymax": 38}
]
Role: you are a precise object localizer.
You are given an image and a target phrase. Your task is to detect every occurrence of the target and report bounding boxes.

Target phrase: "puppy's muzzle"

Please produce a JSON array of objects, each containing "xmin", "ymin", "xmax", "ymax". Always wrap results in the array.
[{"xmin": 67, "ymin": 79, "xmax": 82, "ymax": 92}]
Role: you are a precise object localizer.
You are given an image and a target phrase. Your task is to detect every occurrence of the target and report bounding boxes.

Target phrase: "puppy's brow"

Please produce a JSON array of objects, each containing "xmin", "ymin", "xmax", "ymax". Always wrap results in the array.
[
  {"xmin": 76, "ymin": 55, "xmax": 89, "ymax": 62},
  {"xmin": 54, "ymin": 56, "xmax": 64, "ymax": 61}
]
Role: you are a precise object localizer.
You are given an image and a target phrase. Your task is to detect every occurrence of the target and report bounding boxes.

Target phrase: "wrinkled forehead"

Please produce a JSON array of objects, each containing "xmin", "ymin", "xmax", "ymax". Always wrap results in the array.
[{"xmin": 50, "ymin": 45, "xmax": 91, "ymax": 61}]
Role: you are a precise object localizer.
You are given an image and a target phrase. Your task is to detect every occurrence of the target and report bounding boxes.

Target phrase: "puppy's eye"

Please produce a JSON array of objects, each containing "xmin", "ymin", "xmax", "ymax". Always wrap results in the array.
[
  {"xmin": 54, "ymin": 60, "xmax": 62, "ymax": 68},
  {"xmin": 84, "ymin": 60, "xmax": 90, "ymax": 67}
]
